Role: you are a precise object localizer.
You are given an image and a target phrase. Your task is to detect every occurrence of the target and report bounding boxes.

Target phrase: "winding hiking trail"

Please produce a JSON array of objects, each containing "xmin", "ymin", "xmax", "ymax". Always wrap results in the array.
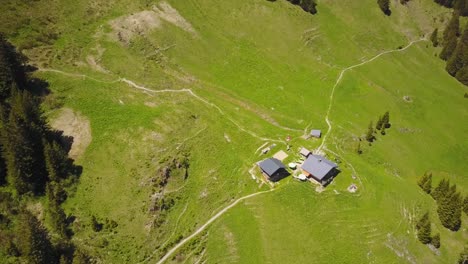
[
  {"xmin": 317, "ymin": 38, "xmax": 427, "ymax": 152},
  {"xmin": 155, "ymin": 189, "xmax": 275, "ymax": 264},
  {"xmin": 38, "ymin": 68, "xmax": 285, "ymax": 143}
]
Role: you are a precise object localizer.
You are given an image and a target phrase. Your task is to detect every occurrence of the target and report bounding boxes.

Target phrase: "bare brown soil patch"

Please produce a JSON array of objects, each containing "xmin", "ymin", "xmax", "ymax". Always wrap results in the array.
[{"xmin": 51, "ymin": 108, "xmax": 92, "ymax": 159}]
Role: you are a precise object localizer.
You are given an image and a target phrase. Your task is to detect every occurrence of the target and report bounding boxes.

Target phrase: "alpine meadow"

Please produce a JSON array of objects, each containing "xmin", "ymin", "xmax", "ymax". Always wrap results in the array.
[{"xmin": 0, "ymin": 0, "xmax": 467, "ymax": 264}]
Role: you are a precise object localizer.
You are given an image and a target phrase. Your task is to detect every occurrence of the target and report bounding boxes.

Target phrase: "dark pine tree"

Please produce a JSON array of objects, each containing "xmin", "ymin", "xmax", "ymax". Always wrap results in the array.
[
  {"xmin": 377, "ymin": 0, "xmax": 391, "ymax": 15},
  {"xmin": 447, "ymin": 192, "xmax": 462, "ymax": 230},
  {"xmin": 441, "ymin": 35, "xmax": 459, "ymax": 61},
  {"xmin": 382, "ymin": 111, "xmax": 390, "ymax": 128},
  {"xmin": 455, "ymin": 65, "xmax": 468, "ymax": 85},
  {"xmin": 432, "ymin": 178, "xmax": 449, "ymax": 201},
  {"xmin": 440, "ymin": 12, "xmax": 460, "ymax": 61},
  {"xmin": 437, "ymin": 186, "xmax": 462, "ymax": 231},
  {"xmin": 46, "ymin": 183, "xmax": 68, "ymax": 238},
  {"xmin": 356, "ymin": 141, "xmax": 362, "ymax": 155},
  {"xmin": 423, "ymin": 173, "xmax": 432, "ymax": 194},
  {"xmin": 434, "ymin": 0, "xmax": 455, "ymax": 8},
  {"xmin": 285, "ymin": 0, "xmax": 318, "ymax": 14},
  {"xmin": 17, "ymin": 210, "xmax": 56, "ymax": 264},
  {"xmin": 418, "ymin": 172, "xmax": 432, "ymax": 194},
  {"xmin": 44, "ymin": 140, "xmax": 70, "ymax": 183},
  {"xmin": 446, "ymin": 28, "xmax": 468, "ymax": 76},
  {"xmin": 376, "ymin": 116, "xmax": 384, "ymax": 130},
  {"xmin": 443, "ymin": 11, "xmax": 460, "ymax": 41},
  {"xmin": 432, "ymin": 233, "xmax": 440, "ymax": 248},
  {"xmin": 366, "ymin": 121, "xmax": 375, "ymax": 142},
  {"xmin": 431, "ymin": 28, "xmax": 439, "ymax": 47},
  {"xmin": 416, "ymin": 212, "xmax": 431, "ymax": 244}
]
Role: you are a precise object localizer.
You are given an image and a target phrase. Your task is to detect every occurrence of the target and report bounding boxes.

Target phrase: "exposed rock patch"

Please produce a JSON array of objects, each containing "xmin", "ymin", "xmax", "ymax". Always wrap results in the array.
[{"xmin": 109, "ymin": 2, "xmax": 197, "ymax": 44}]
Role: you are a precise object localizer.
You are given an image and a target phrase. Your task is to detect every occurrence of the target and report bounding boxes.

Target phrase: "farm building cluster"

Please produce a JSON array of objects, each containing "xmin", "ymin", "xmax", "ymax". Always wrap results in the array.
[{"xmin": 257, "ymin": 140, "xmax": 340, "ymax": 186}]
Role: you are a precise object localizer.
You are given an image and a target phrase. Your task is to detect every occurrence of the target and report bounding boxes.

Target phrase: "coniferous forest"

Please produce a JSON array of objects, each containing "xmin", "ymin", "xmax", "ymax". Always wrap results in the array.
[{"xmin": 0, "ymin": 34, "xmax": 85, "ymax": 263}]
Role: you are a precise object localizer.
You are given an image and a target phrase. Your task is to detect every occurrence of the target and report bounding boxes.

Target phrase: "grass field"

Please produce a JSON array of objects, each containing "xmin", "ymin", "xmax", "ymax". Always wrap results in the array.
[{"xmin": 1, "ymin": 0, "xmax": 467, "ymax": 263}]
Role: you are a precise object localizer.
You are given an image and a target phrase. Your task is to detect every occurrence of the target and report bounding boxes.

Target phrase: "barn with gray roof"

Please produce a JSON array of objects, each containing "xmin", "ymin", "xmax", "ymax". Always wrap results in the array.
[{"xmin": 301, "ymin": 154, "xmax": 339, "ymax": 185}]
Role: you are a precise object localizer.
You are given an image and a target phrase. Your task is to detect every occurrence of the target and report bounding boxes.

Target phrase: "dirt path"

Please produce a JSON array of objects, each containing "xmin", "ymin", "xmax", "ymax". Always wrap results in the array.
[
  {"xmin": 140, "ymin": 203, "xmax": 189, "ymax": 264},
  {"xmin": 155, "ymin": 189, "xmax": 275, "ymax": 264},
  {"xmin": 317, "ymin": 38, "xmax": 427, "ymax": 152},
  {"xmin": 38, "ymin": 69, "xmax": 285, "ymax": 143}
]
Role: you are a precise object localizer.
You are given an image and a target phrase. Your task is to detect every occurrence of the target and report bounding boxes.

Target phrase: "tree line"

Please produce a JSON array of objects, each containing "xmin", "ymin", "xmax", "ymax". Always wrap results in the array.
[
  {"xmin": 376, "ymin": 0, "xmax": 414, "ymax": 17},
  {"xmin": 355, "ymin": 111, "xmax": 391, "ymax": 154},
  {"xmin": 432, "ymin": 10, "xmax": 468, "ymax": 86},
  {"xmin": 416, "ymin": 172, "xmax": 467, "ymax": 257},
  {"xmin": 267, "ymin": 0, "xmax": 318, "ymax": 15},
  {"xmin": 433, "ymin": 0, "xmax": 468, "ymax": 16},
  {"xmin": 0, "ymin": 34, "xmax": 87, "ymax": 263},
  {"xmin": 366, "ymin": 111, "xmax": 391, "ymax": 142}
]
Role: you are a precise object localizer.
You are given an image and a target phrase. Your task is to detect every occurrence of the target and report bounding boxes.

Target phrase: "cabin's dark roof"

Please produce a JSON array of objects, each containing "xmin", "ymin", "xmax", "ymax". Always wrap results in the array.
[
  {"xmin": 301, "ymin": 155, "xmax": 337, "ymax": 180},
  {"xmin": 258, "ymin": 158, "xmax": 286, "ymax": 176}
]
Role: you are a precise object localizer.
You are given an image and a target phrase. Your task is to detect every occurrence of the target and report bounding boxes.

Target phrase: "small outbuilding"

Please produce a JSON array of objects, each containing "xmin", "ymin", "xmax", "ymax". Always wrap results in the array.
[
  {"xmin": 310, "ymin": 129, "xmax": 322, "ymax": 138},
  {"xmin": 299, "ymin": 147, "xmax": 312, "ymax": 157},
  {"xmin": 258, "ymin": 158, "xmax": 289, "ymax": 182},
  {"xmin": 301, "ymin": 154, "xmax": 339, "ymax": 185}
]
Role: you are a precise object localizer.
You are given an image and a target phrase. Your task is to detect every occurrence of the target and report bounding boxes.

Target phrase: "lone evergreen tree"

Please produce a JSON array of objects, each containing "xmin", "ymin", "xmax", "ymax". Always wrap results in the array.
[
  {"xmin": 431, "ymin": 28, "xmax": 439, "ymax": 47},
  {"xmin": 366, "ymin": 121, "xmax": 375, "ymax": 142},
  {"xmin": 376, "ymin": 116, "xmax": 384, "ymax": 130},
  {"xmin": 356, "ymin": 141, "xmax": 362, "ymax": 155},
  {"xmin": 382, "ymin": 111, "xmax": 390, "ymax": 128},
  {"xmin": 416, "ymin": 212, "xmax": 431, "ymax": 244}
]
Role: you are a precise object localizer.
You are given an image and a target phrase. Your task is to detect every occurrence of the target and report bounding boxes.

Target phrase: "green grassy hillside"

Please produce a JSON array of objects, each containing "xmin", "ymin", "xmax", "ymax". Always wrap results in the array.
[{"xmin": 1, "ymin": 0, "xmax": 467, "ymax": 263}]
